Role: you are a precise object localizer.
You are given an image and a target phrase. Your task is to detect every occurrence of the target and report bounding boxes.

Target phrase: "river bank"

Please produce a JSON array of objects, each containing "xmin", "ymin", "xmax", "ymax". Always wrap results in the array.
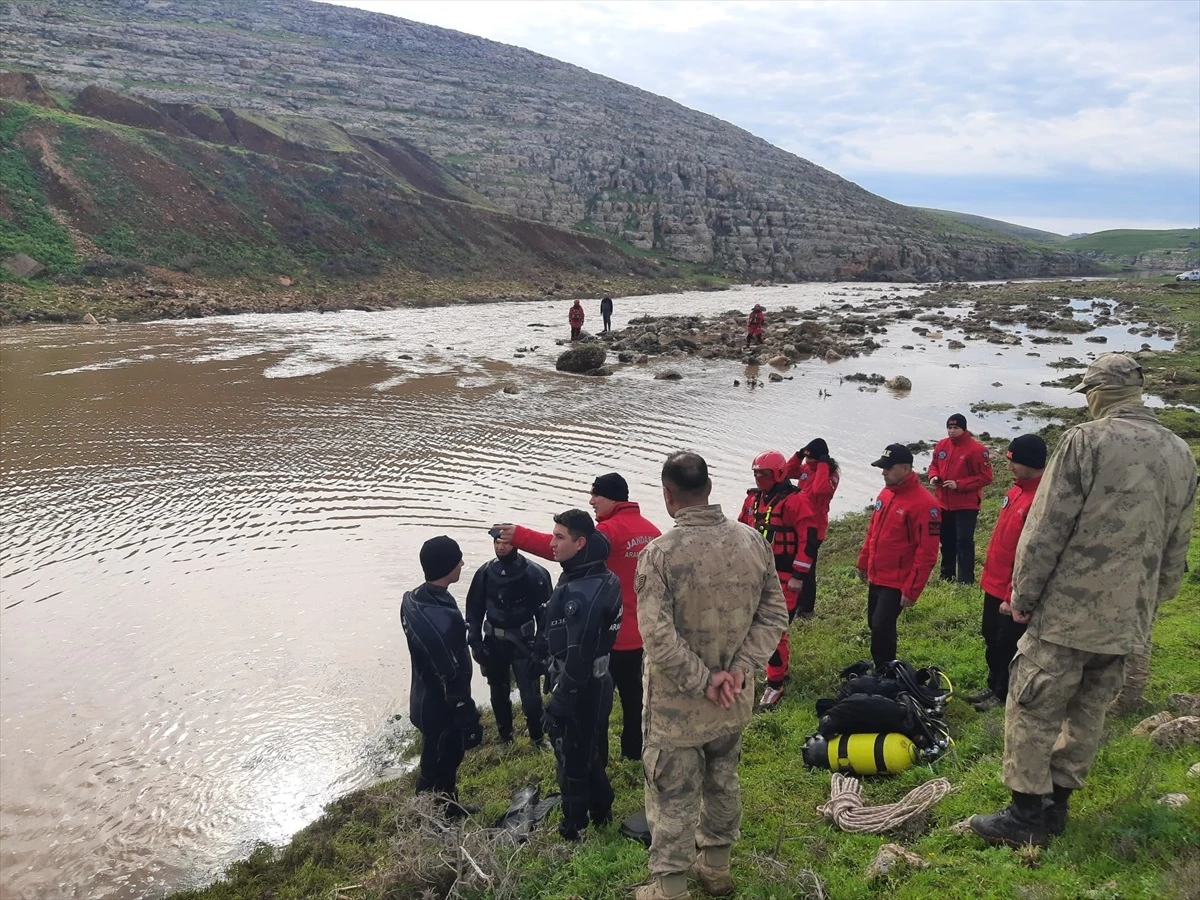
[
  {"xmin": 0, "ymin": 266, "xmax": 730, "ymax": 326},
  {"xmin": 170, "ymin": 280, "xmax": 1200, "ymax": 900}
]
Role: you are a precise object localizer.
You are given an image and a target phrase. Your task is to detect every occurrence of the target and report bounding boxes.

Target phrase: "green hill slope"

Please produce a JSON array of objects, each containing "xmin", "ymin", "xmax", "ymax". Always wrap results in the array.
[{"xmin": 1067, "ymin": 228, "xmax": 1200, "ymax": 257}]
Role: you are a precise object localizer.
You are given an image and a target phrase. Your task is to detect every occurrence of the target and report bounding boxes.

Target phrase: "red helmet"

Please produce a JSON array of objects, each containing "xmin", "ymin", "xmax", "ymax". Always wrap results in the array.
[{"xmin": 751, "ymin": 449, "xmax": 787, "ymax": 483}]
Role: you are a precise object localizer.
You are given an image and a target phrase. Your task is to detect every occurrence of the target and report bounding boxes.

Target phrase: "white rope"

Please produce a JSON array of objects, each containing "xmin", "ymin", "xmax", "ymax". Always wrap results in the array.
[{"xmin": 817, "ymin": 773, "xmax": 953, "ymax": 833}]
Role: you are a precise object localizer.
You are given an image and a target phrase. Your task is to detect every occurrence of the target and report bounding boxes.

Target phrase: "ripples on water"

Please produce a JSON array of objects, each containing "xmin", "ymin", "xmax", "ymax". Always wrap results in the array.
[{"xmin": 0, "ymin": 283, "xmax": 1173, "ymax": 897}]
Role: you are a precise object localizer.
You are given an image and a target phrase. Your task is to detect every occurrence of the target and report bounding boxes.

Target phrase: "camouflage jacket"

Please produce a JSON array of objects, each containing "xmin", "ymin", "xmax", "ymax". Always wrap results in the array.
[
  {"xmin": 1012, "ymin": 406, "xmax": 1197, "ymax": 654},
  {"xmin": 635, "ymin": 504, "xmax": 788, "ymax": 748}
]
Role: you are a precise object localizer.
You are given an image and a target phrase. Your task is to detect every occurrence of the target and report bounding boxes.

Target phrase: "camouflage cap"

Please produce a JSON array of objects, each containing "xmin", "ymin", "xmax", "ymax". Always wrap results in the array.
[{"xmin": 1070, "ymin": 353, "xmax": 1144, "ymax": 393}]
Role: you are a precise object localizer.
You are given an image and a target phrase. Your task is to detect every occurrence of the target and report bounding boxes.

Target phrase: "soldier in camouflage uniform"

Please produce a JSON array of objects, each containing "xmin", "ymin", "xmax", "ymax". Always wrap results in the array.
[
  {"xmin": 969, "ymin": 354, "xmax": 1197, "ymax": 848},
  {"xmin": 633, "ymin": 451, "xmax": 788, "ymax": 900}
]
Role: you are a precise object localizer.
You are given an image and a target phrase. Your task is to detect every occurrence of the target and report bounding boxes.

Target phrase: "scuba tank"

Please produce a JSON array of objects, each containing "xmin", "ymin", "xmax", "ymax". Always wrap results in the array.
[{"xmin": 802, "ymin": 732, "xmax": 920, "ymax": 775}]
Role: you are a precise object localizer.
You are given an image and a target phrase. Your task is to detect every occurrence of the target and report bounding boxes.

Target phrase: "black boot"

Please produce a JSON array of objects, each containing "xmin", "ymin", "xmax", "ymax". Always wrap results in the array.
[
  {"xmin": 969, "ymin": 791, "xmax": 1048, "ymax": 848},
  {"xmin": 963, "ymin": 687, "xmax": 995, "ymax": 704},
  {"xmin": 1044, "ymin": 784, "xmax": 1073, "ymax": 837}
]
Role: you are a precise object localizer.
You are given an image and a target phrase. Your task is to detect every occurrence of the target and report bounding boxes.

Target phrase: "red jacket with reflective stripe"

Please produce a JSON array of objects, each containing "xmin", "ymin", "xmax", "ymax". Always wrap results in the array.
[
  {"xmin": 747, "ymin": 309, "xmax": 764, "ymax": 334},
  {"xmin": 856, "ymin": 472, "xmax": 940, "ymax": 601},
  {"xmin": 926, "ymin": 433, "xmax": 994, "ymax": 511},
  {"xmin": 980, "ymin": 476, "xmax": 1042, "ymax": 602},
  {"xmin": 784, "ymin": 455, "xmax": 839, "ymax": 540},
  {"xmin": 737, "ymin": 484, "xmax": 817, "ymax": 583},
  {"xmin": 569, "ymin": 304, "xmax": 585, "ymax": 326},
  {"xmin": 511, "ymin": 501, "xmax": 660, "ymax": 651}
]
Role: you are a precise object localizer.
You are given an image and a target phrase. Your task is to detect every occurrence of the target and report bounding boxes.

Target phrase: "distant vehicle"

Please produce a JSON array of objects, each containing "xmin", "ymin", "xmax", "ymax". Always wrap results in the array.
[{"xmin": 1177, "ymin": 270, "xmax": 1200, "ymax": 281}]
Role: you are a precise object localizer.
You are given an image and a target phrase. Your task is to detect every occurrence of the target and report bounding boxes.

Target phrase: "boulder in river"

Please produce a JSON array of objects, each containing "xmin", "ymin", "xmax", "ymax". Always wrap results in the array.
[
  {"xmin": 555, "ymin": 344, "xmax": 607, "ymax": 373},
  {"xmin": 768, "ymin": 355, "xmax": 791, "ymax": 368},
  {"xmin": 825, "ymin": 349, "xmax": 842, "ymax": 361},
  {"xmin": 885, "ymin": 375, "xmax": 912, "ymax": 391},
  {"xmin": 654, "ymin": 370, "xmax": 683, "ymax": 381}
]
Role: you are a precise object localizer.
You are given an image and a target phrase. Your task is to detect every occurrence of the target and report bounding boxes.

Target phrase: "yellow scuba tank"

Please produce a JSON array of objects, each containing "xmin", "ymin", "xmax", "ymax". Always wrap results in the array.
[{"xmin": 802, "ymin": 733, "xmax": 920, "ymax": 775}]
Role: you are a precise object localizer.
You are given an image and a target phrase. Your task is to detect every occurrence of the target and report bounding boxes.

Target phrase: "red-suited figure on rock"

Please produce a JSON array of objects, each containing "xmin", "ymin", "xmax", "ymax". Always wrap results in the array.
[
  {"xmin": 745, "ymin": 304, "xmax": 765, "ymax": 347},
  {"xmin": 568, "ymin": 300, "xmax": 585, "ymax": 341},
  {"xmin": 737, "ymin": 449, "xmax": 818, "ymax": 710}
]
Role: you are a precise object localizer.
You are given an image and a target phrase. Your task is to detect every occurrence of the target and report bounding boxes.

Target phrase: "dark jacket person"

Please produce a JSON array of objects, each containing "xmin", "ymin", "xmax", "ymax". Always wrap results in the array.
[
  {"xmin": 400, "ymin": 536, "xmax": 483, "ymax": 818},
  {"xmin": 542, "ymin": 508, "xmax": 622, "ymax": 841}
]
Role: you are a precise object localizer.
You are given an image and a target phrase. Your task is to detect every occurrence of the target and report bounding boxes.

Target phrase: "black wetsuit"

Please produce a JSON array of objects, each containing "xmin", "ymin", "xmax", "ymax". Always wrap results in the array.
[
  {"xmin": 400, "ymin": 583, "xmax": 481, "ymax": 802},
  {"xmin": 543, "ymin": 531, "xmax": 622, "ymax": 839},
  {"xmin": 465, "ymin": 550, "xmax": 552, "ymax": 743}
]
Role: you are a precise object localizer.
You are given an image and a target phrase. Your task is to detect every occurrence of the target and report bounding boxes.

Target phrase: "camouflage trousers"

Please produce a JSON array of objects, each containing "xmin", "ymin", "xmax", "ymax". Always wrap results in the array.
[
  {"xmin": 643, "ymin": 732, "xmax": 742, "ymax": 876},
  {"xmin": 1003, "ymin": 634, "xmax": 1125, "ymax": 795}
]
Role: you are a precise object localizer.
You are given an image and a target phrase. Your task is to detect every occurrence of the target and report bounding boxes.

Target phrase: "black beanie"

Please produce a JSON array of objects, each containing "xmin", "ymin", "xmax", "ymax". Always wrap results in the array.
[
  {"xmin": 590, "ymin": 472, "xmax": 629, "ymax": 502},
  {"xmin": 946, "ymin": 413, "xmax": 968, "ymax": 430},
  {"xmin": 1007, "ymin": 434, "xmax": 1048, "ymax": 469},
  {"xmin": 802, "ymin": 438, "xmax": 829, "ymax": 460},
  {"xmin": 420, "ymin": 535, "xmax": 462, "ymax": 582}
]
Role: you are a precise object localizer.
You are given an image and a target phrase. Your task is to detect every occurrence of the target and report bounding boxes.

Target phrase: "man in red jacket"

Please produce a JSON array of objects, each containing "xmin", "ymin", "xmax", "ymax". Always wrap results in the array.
[
  {"xmin": 569, "ymin": 300, "xmax": 585, "ymax": 341},
  {"xmin": 784, "ymin": 438, "xmax": 840, "ymax": 618},
  {"xmin": 739, "ymin": 449, "xmax": 818, "ymax": 710},
  {"xmin": 494, "ymin": 472, "xmax": 661, "ymax": 760},
  {"xmin": 857, "ymin": 443, "xmax": 941, "ymax": 670},
  {"xmin": 964, "ymin": 434, "xmax": 1047, "ymax": 711},
  {"xmin": 927, "ymin": 413, "xmax": 994, "ymax": 583}
]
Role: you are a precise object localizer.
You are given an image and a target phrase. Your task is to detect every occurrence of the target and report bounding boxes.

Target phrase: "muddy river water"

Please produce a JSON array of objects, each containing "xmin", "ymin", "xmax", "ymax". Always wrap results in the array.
[{"xmin": 0, "ymin": 282, "xmax": 1173, "ymax": 898}]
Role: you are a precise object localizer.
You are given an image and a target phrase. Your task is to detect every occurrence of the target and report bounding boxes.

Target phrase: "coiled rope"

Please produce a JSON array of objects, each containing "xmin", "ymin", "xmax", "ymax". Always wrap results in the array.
[{"xmin": 817, "ymin": 773, "xmax": 953, "ymax": 833}]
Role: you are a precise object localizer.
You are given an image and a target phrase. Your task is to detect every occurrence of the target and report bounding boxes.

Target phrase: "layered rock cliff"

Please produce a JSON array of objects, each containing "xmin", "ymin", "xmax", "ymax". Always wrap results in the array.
[{"xmin": 0, "ymin": 0, "xmax": 1098, "ymax": 280}]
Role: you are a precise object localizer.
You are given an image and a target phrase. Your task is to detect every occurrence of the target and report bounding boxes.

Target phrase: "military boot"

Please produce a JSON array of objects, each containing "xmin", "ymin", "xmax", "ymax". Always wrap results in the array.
[
  {"xmin": 634, "ymin": 873, "xmax": 690, "ymax": 900},
  {"xmin": 963, "ymin": 687, "xmax": 995, "ymax": 705},
  {"xmin": 1044, "ymin": 785, "xmax": 1073, "ymax": 837},
  {"xmin": 968, "ymin": 791, "xmax": 1048, "ymax": 848},
  {"xmin": 692, "ymin": 846, "xmax": 734, "ymax": 896}
]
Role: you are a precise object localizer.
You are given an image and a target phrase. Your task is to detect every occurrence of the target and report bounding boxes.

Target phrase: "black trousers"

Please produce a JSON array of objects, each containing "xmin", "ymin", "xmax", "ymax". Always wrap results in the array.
[
  {"xmin": 609, "ymin": 647, "xmax": 644, "ymax": 760},
  {"xmin": 484, "ymin": 637, "xmax": 545, "ymax": 742},
  {"xmin": 867, "ymin": 583, "xmax": 904, "ymax": 670},
  {"xmin": 416, "ymin": 717, "xmax": 465, "ymax": 799},
  {"xmin": 570, "ymin": 326, "xmax": 581, "ymax": 340},
  {"xmin": 548, "ymin": 675, "xmax": 614, "ymax": 836},
  {"xmin": 939, "ymin": 508, "xmax": 979, "ymax": 583},
  {"xmin": 796, "ymin": 528, "xmax": 822, "ymax": 616},
  {"xmin": 602, "ymin": 313, "xmax": 612, "ymax": 332},
  {"xmin": 982, "ymin": 592, "xmax": 1028, "ymax": 700}
]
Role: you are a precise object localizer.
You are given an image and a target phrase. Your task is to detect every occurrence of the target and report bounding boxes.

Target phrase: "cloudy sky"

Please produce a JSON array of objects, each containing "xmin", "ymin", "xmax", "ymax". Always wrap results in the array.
[{"xmin": 320, "ymin": 0, "xmax": 1199, "ymax": 235}]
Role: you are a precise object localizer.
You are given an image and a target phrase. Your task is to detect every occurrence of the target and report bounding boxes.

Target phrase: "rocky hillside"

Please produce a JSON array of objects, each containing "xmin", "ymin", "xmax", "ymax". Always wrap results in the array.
[
  {"xmin": 0, "ymin": 0, "xmax": 1098, "ymax": 281},
  {"xmin": 1, "ymin": 73, "xmax": 656, "ymax": 289}
]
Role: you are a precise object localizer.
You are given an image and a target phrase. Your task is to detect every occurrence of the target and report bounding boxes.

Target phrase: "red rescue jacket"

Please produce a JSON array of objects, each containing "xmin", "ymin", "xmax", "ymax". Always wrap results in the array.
[
  {"xmin": 737, "ymin": 483, "xmax": 817, "ymax": 592},
  {"xmin": 926, "ymin": 433, "xmax": 994, "ymax": 511},
  {"xmin": 569, "ymin": 304, "xmax": 585, "ymax": 327},
  {"xmin": 747, "ymin": 308, "xmax": 765, "ymax": 335},
  {"xmin": 980, "ymin": 475, "xmax": 1042, "ymax": 602},
  {"xmin": 856, "ymin": 472, "xmax": 940, "ymax": 601},
  {"xmin": 511, "ymin": 501, "xmax": 660, "ymax": 651},
  {"xmin": 784, "ymin": 455, "xmax": 839, "ymax": 540}
]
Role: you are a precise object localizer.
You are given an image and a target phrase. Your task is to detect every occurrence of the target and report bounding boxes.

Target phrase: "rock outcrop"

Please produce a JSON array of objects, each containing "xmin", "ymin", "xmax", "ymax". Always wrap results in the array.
[{"xmin": 0, "ymin": 0, "xmax": 1099, "ymax": 281}]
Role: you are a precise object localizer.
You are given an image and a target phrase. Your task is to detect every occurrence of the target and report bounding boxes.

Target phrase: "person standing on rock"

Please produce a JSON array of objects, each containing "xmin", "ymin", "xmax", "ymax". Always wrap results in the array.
[
  {"xmin": 784, "ymin": 438, "xmax": 840, "ymax": 618},
  {"xmin": 600, "ymin": 295, "xmax": 614, "ymax": 333},
  {"xmin": 927, "ymin": 413, "xmax": 994, "ymax": 583},
  {"xmin": 633, "ymin": 451, "xmax": 787, "ymax": 900},
  {"xmin": 745, "ymin": 304, "xmax": 765, "ymax": 347},
  {"xmin": 569, "ymin": 299, "xmax": 585, "ymax": 341},
  {"xmin": 495, "ymin": 472, "xmax": 662, "ymax": 761},
  {"xmin": 400, "ymin": 536, "xmax": 484, "ymax": 819},
  {"xmin": 968, "ymin": 354, "xmax": 1196, "ymax": 849},
  {"xmin": 540, "ymin": 509, "xmax": 623, "ymax": 841},
  {"xmin": 465, "ymin": 530, "xmax": 553, "ymax": 749},
  {"xmin": 738, "ymin": 450, "xmax": 818, "ymax": 710},
  {"xmin": 857, "ymin": 444, "xmax": 941, "ymax": 671},
  {"xmin": 963, "ymin": 434, "xmax": 1047, "ymax": 713}
]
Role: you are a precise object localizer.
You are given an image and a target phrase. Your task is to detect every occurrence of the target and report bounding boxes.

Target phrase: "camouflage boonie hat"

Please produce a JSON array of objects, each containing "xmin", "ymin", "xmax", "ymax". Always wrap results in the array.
[{"xmin": 1070, "ymin": 353, "xmax": 1144, "ymax": 393}]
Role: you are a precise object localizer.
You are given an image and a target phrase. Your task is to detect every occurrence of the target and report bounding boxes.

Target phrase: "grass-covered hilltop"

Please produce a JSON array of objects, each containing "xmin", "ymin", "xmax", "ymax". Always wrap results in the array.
[{"xmin": 175, "ymin": 280, "xmax": 1200, "ymax": 900}]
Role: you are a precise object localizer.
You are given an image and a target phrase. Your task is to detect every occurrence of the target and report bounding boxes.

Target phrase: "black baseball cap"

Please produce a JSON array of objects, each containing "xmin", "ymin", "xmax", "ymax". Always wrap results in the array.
[{"xmin": 870, "ymin": 443, "xmax": 915, "ymax": 468}]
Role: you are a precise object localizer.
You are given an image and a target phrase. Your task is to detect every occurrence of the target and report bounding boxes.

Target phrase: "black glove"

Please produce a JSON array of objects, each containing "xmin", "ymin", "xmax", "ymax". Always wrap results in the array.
[
  {"xmin": 469, "ymin": 640, "xmax": 489, "ymax": 667},
  {"xmin": 545, "ymin": 688, "xmax": 578, "ymax": 721},
  {"xmin": 451, "ymin": 698, "xmax": 483, "ymax": 750}
]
